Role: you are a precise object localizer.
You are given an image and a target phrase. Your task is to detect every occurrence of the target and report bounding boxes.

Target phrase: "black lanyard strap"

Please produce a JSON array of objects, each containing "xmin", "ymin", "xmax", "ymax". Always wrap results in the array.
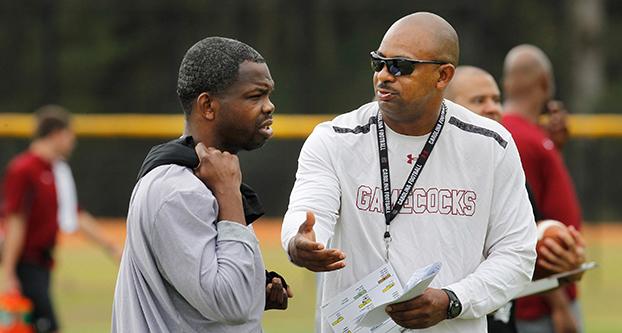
[{"xmin": 375, "ymin": 102, "xmax": 447, "ymax": 259}]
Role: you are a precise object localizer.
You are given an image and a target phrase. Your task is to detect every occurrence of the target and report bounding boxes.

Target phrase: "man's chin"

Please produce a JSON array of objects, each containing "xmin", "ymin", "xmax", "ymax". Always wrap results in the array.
[
  {"xmin": 377, "ymin": 100, "xmax": 400, "ymax": 113},
  {"xmin": 243, "ymin": 139, "xmax": 268, "ymax": 151}
]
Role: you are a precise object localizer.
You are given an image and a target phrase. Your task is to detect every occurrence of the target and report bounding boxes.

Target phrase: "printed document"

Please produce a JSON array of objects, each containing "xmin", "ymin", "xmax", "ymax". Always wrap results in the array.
[{"xmin": 322, "ymin": 262, "xmax": 441, "ymax": 333}]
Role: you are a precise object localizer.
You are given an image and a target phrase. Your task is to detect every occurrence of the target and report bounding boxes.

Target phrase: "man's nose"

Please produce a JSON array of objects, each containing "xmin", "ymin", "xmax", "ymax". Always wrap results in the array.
[
  {"xmin": 375, "ymin": 63, "xmax": 397, "ymax": 83},
  {"xmin": 263, "ymin": 98, "xmax": 275, "ymax": 114}
]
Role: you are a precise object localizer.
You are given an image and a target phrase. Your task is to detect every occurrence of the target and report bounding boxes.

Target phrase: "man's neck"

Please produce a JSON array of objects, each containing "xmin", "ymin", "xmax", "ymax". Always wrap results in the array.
[
  {"xmin": 184, "ymin": 122, "xmax": 237, "ymax": 154},
  {"xmin": 503, "ymin": 99, "xmax": 541, "ymax": 124},
  {"xmin": 30, "ymin": 140, "xmax": 58, "ymax": 162},
  {"xmin": 381, "ymin": 104, "xmax": 441, "ymax": 136}
]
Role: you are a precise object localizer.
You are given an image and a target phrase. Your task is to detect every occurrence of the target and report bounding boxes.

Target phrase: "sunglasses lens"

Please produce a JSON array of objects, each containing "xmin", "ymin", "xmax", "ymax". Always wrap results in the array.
[
  {"xmin": 370, "ymin": 54, "xmax": 416, "ymax": 76},
  {"xmin": 371, "ymin": 58, "xmax": 384, "ymax": 72},
  {"xmin": 395, "ymin": 60, "xmax": 415, "ymax": 76},
  {"xmin": 388, "ymin": 62, "xmax": 403, "ymax": 76}
]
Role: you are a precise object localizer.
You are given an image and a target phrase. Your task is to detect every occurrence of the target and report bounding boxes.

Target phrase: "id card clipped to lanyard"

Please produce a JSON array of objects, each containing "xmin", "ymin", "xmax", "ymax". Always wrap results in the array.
[{"xmin": 375, "ymin": 102, "xmax": 447, "ymax": 261}]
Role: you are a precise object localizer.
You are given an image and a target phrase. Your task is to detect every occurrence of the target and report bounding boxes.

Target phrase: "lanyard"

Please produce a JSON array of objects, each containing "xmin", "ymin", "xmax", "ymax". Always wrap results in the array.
[{"xmin": 375, "ymin": 102, "xmax": 447, "ymax": 261}]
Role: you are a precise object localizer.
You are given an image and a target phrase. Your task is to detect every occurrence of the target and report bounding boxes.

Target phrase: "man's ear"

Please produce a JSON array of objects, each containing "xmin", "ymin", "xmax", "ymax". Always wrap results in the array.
[
  {"xmin": 195, "ymin": 92, "xmax": 218, "ymax": 120},
  {"xmin": 436, "ymin": 64, "xmax": 456, "ymax": 90},
  {"xmin": 539, "ymin": 73, "xmax": 551, "ymax": 97}
]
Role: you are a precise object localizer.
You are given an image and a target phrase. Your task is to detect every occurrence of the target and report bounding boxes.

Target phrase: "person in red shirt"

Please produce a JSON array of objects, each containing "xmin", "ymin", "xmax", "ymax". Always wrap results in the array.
[
  {"xmin": 1, "ymin": 105, "xmax": 120, "ymax": 333},
  {"xmin": 502, "ymin": 45, "xmax": 585, "ymax": 333},
  {"xmin": 446, "ymin": 65, "xmax": 586, "ymax": 333}
]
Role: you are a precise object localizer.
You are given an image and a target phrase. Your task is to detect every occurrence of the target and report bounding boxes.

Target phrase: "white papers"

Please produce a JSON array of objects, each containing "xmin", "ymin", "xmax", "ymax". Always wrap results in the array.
[
  {"xmin": 515, "ymin": 261, "xmax": 598, "ymax": 299},
  {"xmin": 322, "ymin": 262, "xmax": 441, "ymax": 333},
  {"xmin": 360, "ymin": 262, "xmax": 441, "ymax": 328},
  {"xmin": 514, "ymin": 277, "xmax": 559, "ymax": 299}
]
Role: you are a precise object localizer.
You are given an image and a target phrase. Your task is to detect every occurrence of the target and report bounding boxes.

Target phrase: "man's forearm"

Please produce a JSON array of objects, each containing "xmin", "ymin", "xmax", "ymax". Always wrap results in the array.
[
  {"xmin": 542, "ymin": 287, "xmax": 571, "ymax": 309},
  {"xmin": 215, "ymin": 190, "xmax": 245, "ymax": 225},
  {"xmin": 77, "ymin": 211, "xmax": 118, "ymax": 256},
  {"xmin": 1, "ymin": 214, "xmax": 26, "ymax": 275}
]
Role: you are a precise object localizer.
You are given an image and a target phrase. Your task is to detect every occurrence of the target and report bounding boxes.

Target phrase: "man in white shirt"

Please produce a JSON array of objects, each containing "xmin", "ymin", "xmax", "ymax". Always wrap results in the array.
[
  {"xmin": 281, "ymin": 13, "xmax": 537, "ymax": 333},
  {"xmin": 112, "ymin": 37, "xmax": 291, "ymax": 332}
]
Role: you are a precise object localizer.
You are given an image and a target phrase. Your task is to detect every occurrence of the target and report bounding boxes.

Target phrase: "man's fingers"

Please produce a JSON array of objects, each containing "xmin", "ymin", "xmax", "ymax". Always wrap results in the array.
[
  {"xmin": 386, "ymin": 300, "xmax": 428, "ymax": 327},
  {"xmin": 539, "ymin": 243, "xmax": 567, "ymax": 266},
  {"xmin": 298, "ymin": 254, "xmax": 346, "ymax": 270},
  {"xmin": 538, "ymin": 243, "xmax": 559, "ymax": 263},
  {"xmin": 271, "ymin": 278, "xmax": 284, "ymax": 303},
  {"xmin": 388, "ymin": 310, "xmax": 423, "ymax": 322},
  {"xmin": 294, "ymin": 246, "xmax": 345, "ymax": 264},
  {"xmin": 386, "ymin": 297, "xmax": 420, "ymax": 313},
  {"xmin": 194, "ymin": 142, "xmax": 207, "ymax": 155},
  {"xmin": 568, "ymin": 226, "xmax": 586, "ymax": 248},
  {"xmin": 538, "ymin": 258, "xmax": 564, "ymax": 273},
  {"xmin": 538, "ymin": 244, "xmax": 574, "ymax": 271},
  {"xmin": 543, "ymin": 238, "xmax": 570, "ymax": 258},
  {"xmin": 544, "ymin": 239, "xmax": 578, "ymax": 266},
  {"xmin": 194, "ymin": 143, "xmax": 218, "ymax": 158},
  {"xmin": 557, "ymin": 229, "xmax": 577, "ymax": 253},
  {"xmin": 306, "ymin": 260, "xmax": 347, "ymax": 272},
  {"xmin": 194, "ymin": 144, "xmax": 221, "ymax": 172},
  {"xmin": 295, "ymin": 236, "xmax": 324, "ymax": 251}
]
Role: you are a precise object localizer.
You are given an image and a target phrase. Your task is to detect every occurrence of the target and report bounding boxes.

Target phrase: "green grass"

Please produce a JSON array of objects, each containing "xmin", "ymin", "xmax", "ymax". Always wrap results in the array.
[
  {"xmin": 50, "ymin": 228, "xmax": 622, "ymax": 333},
  {"xmin": 577, "ymin": 237, "xmax": 622, "ymax": 333}
]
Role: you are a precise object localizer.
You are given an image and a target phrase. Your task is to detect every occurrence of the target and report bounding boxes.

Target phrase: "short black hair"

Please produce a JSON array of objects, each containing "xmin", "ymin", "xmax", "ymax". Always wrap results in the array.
[
  {"xmin": 176, "ymin": 37, "xmax": 265, "ymax": 116},
  {"xmin": 34, "ymin": 105, "xmax": 71, "ymax": 139}
]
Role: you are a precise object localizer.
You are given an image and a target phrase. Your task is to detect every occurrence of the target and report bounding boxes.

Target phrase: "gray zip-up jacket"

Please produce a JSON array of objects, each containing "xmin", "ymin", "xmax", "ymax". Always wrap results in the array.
[{"xmin": 112, "ymin": 164, "xmax": 265, "ymax": 332}]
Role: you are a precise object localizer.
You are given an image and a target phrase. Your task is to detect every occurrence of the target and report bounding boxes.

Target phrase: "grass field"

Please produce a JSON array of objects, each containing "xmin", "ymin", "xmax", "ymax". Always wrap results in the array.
[{"xmin": 49, "ymin": 220, "xmax": 622, "ymax": 332}]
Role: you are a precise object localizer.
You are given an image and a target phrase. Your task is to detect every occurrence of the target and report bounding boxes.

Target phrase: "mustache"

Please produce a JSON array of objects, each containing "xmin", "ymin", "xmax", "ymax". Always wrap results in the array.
[
  {"xmin": 376, "ymin": 82, "xmax": 398, "ymax": 93},
  {"xmin": 257, "ymin": 115, "xmax": 273, "ymax": 125}
]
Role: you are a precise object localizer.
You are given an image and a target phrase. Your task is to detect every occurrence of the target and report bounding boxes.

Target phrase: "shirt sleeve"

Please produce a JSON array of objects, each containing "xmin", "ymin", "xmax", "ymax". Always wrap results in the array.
[
  {"xmin": 538, "ymin": 144, "xmax": 582, "ymax": 230},
  {"xmin": 445, "ymin": 139, "xmax": 537, "ymax": 319},
  {"xmin": 151, "ymin": 190, "xmax": 262, "ymax": 324},
  {"xmin": 2, "ymin": 162, "xmax": 30, "ymax": 216},
  {"xmin": 281, "ymin": 124, "xmax": 342, "ymax": 251}
]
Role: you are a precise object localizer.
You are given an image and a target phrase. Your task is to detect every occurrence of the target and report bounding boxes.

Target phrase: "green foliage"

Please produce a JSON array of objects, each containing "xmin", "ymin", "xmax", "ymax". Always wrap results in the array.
[{"xmin": 1, "ymin": 0, "xmax": 619, "ymax": 115}]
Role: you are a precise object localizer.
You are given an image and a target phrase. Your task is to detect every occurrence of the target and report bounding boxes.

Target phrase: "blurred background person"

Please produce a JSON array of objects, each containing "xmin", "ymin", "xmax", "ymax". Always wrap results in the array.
[
  {"xmin": 446, "ymin": 65, "xmax": 586, "ymax": 333},
  {"xmin": 502, "ymin": 45, "xmax": 585, "ymax": 333},
  {"xmin": 1, "ymin": 105, "xmax": 120, "ymax": 333},
  {"xmin": 444, "ymin": 65, "xmax": 503, "ymax": 123}
]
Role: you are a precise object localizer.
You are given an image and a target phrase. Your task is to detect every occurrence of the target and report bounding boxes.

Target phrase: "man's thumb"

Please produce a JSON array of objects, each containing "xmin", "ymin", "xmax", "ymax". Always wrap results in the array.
[{"xmin": 298, "ymin": 211, "xmax": 315, "ymax": 234}]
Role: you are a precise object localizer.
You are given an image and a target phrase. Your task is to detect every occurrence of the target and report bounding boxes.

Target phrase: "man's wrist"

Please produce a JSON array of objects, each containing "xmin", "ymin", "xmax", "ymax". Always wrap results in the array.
[
  {"xmin": 214, "ymin": 190, "xmax": 245, "ymax": 224},
  {"xmin": 442, "ymin": 288, "xmax": 462, "ymax": 319}
]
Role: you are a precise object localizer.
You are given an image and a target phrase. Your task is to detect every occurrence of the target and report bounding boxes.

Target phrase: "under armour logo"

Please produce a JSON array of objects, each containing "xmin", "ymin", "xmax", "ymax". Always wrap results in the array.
[{"xmin": 406, "ymin": 154, "xmax": 417, "ymax": 164}]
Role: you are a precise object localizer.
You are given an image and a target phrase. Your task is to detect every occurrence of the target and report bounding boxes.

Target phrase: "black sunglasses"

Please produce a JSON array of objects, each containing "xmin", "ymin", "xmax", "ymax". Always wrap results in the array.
[{"xmin": 370, "ymin": 51, "xmax": 447, "ymax": 76}]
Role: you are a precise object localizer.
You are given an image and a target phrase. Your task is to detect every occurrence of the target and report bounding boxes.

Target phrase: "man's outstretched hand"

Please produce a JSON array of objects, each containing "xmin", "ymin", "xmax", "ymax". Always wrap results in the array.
[{"xmin": 287, "ymin": 211, "xmax": 346, "ymax": 272}]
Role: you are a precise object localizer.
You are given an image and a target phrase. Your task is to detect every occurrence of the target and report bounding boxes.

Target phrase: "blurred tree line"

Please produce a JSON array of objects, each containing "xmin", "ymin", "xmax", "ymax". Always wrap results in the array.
[
  {"xmin": 0, "ymin": 0, "xmax": 620, "ymax": 220},
  {"xmin": 0, "ymin": 0, "xmax": 617, "ymax": 116}
]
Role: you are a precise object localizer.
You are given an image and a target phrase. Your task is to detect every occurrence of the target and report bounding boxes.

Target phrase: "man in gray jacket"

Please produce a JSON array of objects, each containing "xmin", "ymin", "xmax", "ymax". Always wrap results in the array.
[{"xmin": 112, "ymin": 37, "xmax": 291, "ymax": 332}]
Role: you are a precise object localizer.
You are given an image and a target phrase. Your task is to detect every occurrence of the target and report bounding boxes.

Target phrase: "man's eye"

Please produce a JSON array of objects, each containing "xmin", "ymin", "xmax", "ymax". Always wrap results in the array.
[{"xmin": 470, "ymin": 97, "xmax": 483, "ymax": 105}]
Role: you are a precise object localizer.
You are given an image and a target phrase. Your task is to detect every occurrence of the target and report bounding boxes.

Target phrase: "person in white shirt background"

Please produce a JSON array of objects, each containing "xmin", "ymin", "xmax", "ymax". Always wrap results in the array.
[{"xmin": 281, "ymin": 12, "xmax": 537, "ymax": 333}]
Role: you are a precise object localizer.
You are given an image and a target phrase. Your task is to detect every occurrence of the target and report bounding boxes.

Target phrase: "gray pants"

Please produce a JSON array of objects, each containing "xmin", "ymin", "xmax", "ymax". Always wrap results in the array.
[{"xmin": 516, "ymin": 300, "xmax": 583, "ymax": 333}]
